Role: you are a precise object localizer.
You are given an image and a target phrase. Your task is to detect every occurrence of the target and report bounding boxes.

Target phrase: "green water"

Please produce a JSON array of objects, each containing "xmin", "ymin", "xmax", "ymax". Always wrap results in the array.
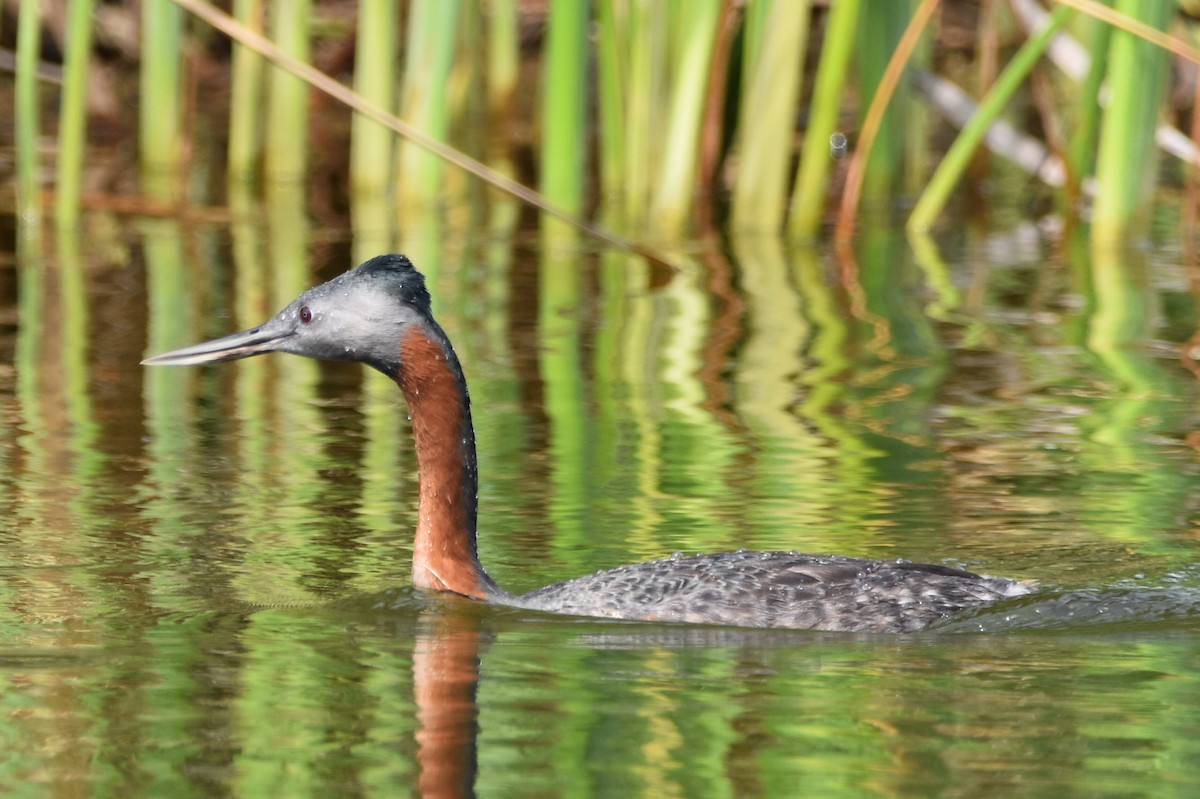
[{"xmin": 2, "ymin": 214, "xmax": 1200, "ymax": 797}]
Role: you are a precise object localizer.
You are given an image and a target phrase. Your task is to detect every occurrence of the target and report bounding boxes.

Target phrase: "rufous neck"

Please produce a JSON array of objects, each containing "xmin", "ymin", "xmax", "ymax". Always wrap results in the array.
[{"xmin": 396, "ymin": 324, "xmax": 494, "ymax": 600}]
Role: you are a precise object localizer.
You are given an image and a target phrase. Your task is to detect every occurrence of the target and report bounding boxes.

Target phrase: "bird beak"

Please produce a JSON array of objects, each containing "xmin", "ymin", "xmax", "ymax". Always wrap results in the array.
[{"xmin": 142, "ymin": 322, "xmax": 291, "ymax": 366}]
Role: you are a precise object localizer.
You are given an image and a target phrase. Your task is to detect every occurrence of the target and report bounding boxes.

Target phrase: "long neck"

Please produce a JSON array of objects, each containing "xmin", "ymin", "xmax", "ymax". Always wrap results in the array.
[{"xmin": 396, "ymin": 323, "xmax": 498, "ymax": 600}]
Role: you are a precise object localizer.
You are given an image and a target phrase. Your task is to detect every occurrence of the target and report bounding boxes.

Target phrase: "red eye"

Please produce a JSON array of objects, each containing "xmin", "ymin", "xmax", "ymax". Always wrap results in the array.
[{"xmin": 299, "ymin": 306, "xmax": 313, "ymax": 324}]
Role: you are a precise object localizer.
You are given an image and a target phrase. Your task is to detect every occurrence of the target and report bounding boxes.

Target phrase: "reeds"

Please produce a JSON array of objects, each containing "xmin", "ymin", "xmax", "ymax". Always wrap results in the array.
[
  {"xmin": 395, "ymin": 0, "xmax": 461, "ymax": 215},
  {"xmin": 265, "ymin": 0, "xmax": 311, "ymax": 184},
  {"xmin": 139, "ymin": 0, "xmax": 184, "ymax": 194},
  {"xmin": 351, "ymin": 0, "xmax": 397, "ymax": 201},
  {"xmin": 54, "ymin": 0, "xmax": 94, "ymax": 227},
  {"xmin": 487, "ymin": 0, "xmax": 519, "ymax": 112},
  {"xmin": 14, "ymin": 0, "xmax": 42, "ymax": 232},
  {"xmin": 648, "ymin": 0, "xmax": 721, "ymax": 237},
  {"xmin": 14, "ymin": 1, "xmax": 1200, "ymax": 249},
  {"xmin": 227, "ymin": 0, "xmax": 266, "ymax": 181},
  {"xmin": 1090, "ymin": 0, "xmax": 1174, "ymax": 249},
  {"xmin": 788, "ymin": 0, "xmax": 861, "ymax": 239},
  {"xmin": 730, "ymin": 0, "xmax": 810, "ymax": 233},
  {"xmin": 540, "ymin": 0, "xmax": 589, "ymax": 215},
  {"xmin": 595, "ymin": 0, "xmax": 723, "ymax": 236},
  {"xmin": 907, "ymin": 5, "xmax": 1075, "ymax": 234}
]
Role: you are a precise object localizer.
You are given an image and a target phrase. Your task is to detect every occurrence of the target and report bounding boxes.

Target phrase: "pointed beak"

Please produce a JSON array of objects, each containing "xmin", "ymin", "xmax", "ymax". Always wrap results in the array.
[{"xmin": 142, "ymin": 323, "xmax": 293, "ymax": 366}]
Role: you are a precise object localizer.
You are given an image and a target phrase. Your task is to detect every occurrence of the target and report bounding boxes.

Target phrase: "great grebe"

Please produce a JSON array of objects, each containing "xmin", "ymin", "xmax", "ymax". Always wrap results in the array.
[{"xmin": 143, "ymin": 254, "xmax": 1031, "ymax": 632}]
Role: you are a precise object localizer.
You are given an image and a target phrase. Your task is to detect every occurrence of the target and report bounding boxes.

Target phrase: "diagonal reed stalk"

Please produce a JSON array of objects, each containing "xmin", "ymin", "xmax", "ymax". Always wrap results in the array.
[
  {"xmin": 854, "ymin": 0, "xmax": 921, "ymax": 202},
  {"xmin": 1056, "ymin": 0, "xmax": 1200, "ymax": 65},
  {"xmin": 168, "ymin": 0, "xmax": 664, "ymax": 263},
  {"xmin": 906, "ymin": 5, "xmax": 1073, "ymax": 233},
  {"xmin": 88, "ymin": 0, "xmax": 1200, "ymax": 245},
  {"xmin": 836, "ymin": 0, "xmax": 939, "ymax": 243}
]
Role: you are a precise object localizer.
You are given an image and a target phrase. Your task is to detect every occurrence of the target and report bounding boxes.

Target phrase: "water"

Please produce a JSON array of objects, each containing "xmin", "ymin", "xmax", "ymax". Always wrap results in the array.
[{"xmin": 2, "ymin": 215, "xmax": 1200, "ymax": 797}]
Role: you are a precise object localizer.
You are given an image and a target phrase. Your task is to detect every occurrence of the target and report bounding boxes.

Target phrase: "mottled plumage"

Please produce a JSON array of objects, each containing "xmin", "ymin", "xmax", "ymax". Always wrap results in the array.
[{"xmin": 511, "ymin": 551, "xmax": 1031, "ymax": 632}]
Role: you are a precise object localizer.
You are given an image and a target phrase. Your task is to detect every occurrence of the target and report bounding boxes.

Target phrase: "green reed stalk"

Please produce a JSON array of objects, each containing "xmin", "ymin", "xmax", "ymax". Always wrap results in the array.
[
  {"xmin": 15, "ymin": 0, "xmax": 41, "ymax": 229},
  {"xmin": 596, "ymin": 1, "xmax": 628, "ymax": 211},
  {"xmin": 1088, "ymin": 235, "xmax": 1151, "ymax": 355},
  {"xmin": 351, "ymin": 0, "xmax": 396, "ymax": 199},
  {"xmin": 1091, "ymin": 0, "xmax": 1173, "ymax": 249},
  {"xmin": 835, "ymin": 0, "xmax": 937, "ymax": 243},
  {"xmin": 351, "ymin": 172, "xmax": 395, "ymax": 257},
  {"xmin": 540, "ymin": 0, "xmax": 589, "ymax": 213},
  {"xmin": 1066, "ymin": 18, "xmax": 1112, "ymax": 195},
  {"xmin": 446, "ymin": 5, "xmax": 486, "ymax": 208},
  {"xmin": 140, "ymin": 0, "xmax": 184, "ymax": 183},
  {"xmin": 730, "ymin": 0, "xmax": 810, "ymax": 232},
  {"xmin": 266, "ymin": 0, "xmax": 311, "ymax": 182},
  {"xmin": 740, "ymin": 0, "xmax": 767, "ymax": 64},
  {"xmin": 907, "ymin": 5, "xmax": 1072, "ymax": 233},
  {"xmin": 788, "ymin": 0, "xmax": 861, "ymax": 239},
  {"xmin": 395, "ymin": 0, "xmax": 461, "ymax": 213},
  {"xmin": 622, "ymin": 1, "xmax": 659, "ymax": 225},
  {"xmin": 650, "ymin": 0, "xmax": 721, "ymax": 237},
  {"xmin": 228, "ymin": 0, "xmax": 265, "ymax": 181},
  {"xmin": 855, "ymin": 0, "xmax": 914, "ymax": 202},
  {"xmin": 487, "ymin": 0, "xmax": 519, "ymax": 111},
  {"xmin": 54, "ymin": 0, "xmax": 94, "ymax": 227},
  {"xmin": 903, "ymin": 14, "xmax": 933, "ymax": 195}
]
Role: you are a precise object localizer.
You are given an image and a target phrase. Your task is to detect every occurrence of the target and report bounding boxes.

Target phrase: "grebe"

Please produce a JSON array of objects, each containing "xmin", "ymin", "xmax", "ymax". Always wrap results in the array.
[{"xmin": 143, "ymin": 254, "xmax": 1032, "ymax": 632}]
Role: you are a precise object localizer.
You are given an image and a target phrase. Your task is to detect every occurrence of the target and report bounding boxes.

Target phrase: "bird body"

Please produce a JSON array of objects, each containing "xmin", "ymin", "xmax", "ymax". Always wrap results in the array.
[
  {"xmin": 144, "ymin": 254, "xmax": 1031, "ymax": 632},
  {"xmin": 509, "ymin": 551, "xmax": 1028, "ymax": 633}
]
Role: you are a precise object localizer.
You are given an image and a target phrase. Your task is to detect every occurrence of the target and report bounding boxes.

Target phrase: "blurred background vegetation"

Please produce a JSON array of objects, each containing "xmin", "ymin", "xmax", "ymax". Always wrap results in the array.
[{"xmin": 4, "ymin": 0, "xmax": 1200, "ymax": 249}]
